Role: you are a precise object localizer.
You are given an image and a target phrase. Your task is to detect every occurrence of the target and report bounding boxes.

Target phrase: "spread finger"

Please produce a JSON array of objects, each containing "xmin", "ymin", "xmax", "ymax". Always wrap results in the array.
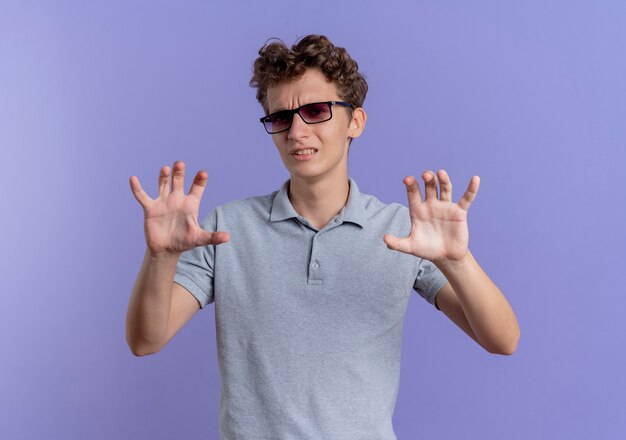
[
  {"xmin": 423, "ymin": 171, "xmax": 438, "ymax": 200},
  {"xmin": 158, "ymin": 166, "xmax": 170, "ymax": 197},
  {"xmin": 438, "ymin": 169, "xmax": 452, "ymax": 202},
  {"xmin": 188, "ymin": 170, "xmax": 209, "ymax": 200},
  {"xmin": 171, "ymin": 160, "xmax": 185, "ymax": 193},
  {"xmin": 130, "ymin": 176, "xmax": 153, "ymax": 208},
  {"xmin": 404, "ymin": 176, "xmax": 423, "ymax": 209},
  {"xmin": 458, "ymin": 175, "xmax": 480, "ymax": 211}
]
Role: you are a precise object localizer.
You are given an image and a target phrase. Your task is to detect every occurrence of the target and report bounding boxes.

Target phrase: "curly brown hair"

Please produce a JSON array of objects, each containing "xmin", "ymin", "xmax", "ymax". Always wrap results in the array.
[{"xmin": 249, "ymin": 34, "xmax": 368, "ymax": 117}]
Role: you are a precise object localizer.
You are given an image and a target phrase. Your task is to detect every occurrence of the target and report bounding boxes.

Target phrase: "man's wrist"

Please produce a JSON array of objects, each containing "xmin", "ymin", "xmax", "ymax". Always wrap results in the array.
[
  {"xmin": 146, "ymin": 248, "xmax": 182, "ymax": 262},
  {"xmin": 433, "ymin": 250, "xmax": 473, "ymax": 274}
]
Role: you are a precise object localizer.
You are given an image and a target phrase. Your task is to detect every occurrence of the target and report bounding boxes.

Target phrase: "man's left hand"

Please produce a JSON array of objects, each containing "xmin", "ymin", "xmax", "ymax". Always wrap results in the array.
[{"xmin": 383, "ymin": 169, "xmax": 480, "ymax": 264}]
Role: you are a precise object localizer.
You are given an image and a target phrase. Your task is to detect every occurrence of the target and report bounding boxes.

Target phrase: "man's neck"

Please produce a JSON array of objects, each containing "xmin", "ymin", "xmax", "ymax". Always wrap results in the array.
[{"xmin": 288, "ymin": 173, "xmax": 350, "ymax": 230}]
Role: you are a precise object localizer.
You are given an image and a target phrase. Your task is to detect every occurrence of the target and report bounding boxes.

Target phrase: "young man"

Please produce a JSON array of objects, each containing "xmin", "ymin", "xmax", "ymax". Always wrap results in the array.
[{"xmin": 127, "ymin": 34, "xmax": 519, "ymax": 439}]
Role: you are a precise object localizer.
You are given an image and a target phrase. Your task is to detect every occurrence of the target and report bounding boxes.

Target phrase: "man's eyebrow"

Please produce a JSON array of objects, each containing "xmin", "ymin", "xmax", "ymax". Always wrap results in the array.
[
  {"xmin": 268, "ymin": 100, "xmax": 323, "ymax": 114},
  {"xmin": 269, "ymin": 106, "xmax": 290, "ymax": 114}
]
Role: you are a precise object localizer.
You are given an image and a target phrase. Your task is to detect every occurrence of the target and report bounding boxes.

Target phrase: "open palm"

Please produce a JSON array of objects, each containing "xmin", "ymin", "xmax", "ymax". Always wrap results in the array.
[
  {"xmin": 129, "ymin": 161, "xmax": 230, "ymax": 256},
  {"xmin": 383, "ymin": 169, "xmax": 480, "ymax": 263}
]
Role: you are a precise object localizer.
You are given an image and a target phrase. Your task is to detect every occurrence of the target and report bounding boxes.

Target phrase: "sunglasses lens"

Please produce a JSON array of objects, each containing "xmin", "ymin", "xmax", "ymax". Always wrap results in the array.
[
  {"xmin": 263, "ymin": 103, "xmax": 334, "ymax": 133},
  {"xmin": 301, "ymin": 103, "xmax": 331, "ymax": 123},
  {"xmin": 264, "ymin": 111, "xmax": 291, "ymax": 133}
]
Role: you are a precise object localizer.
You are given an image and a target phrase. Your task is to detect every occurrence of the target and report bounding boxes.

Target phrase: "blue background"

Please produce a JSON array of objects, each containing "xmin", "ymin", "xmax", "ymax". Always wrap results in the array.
[{"xmin": 1, "ymin": 1, "xmax": 625, "ymax": 438}]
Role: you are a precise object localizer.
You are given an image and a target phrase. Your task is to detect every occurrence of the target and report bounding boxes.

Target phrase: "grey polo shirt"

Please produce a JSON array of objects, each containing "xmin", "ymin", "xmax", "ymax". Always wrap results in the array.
[{"xmin": 174, "ymin": 177, "xmax": 448, "ymax": 440}]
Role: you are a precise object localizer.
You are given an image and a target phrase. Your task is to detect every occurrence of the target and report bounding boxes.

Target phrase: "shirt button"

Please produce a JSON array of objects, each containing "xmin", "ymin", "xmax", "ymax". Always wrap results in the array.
[{"xmin": 312, "ymin": 263, "xmax": 319, "ymax": 269}]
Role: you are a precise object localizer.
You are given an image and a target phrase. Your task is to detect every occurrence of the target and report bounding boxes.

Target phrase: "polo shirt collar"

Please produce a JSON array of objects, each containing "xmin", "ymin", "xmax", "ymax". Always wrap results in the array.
[{"xmin": 269, "ymin": 177, "xmax": 366, "ymax": 228}]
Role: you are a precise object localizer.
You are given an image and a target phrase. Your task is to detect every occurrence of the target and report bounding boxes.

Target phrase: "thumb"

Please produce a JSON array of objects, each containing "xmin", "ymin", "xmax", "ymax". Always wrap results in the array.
[
  {"xmin": 197, "ymin": 231, "xmax": 231, "ymax": 247},
  {"xmin": 383, "ymin": 234, "xmax": 412, "ymax": 254}
]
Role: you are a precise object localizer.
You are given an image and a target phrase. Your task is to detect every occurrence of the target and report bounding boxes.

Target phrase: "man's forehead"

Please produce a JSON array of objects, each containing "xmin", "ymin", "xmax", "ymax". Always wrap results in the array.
[{"xmin": 266, "ymin": 70, "xmax": 339, "ymax": 113}]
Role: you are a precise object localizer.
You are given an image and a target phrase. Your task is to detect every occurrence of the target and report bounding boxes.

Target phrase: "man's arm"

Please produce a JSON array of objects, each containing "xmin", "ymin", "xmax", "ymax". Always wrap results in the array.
[
  {"xmin": 126, "ymin": 161, "xmax": 229, "ymax": 356},
  {"xmin": 435, "ymin": 252, "xmax": 519, "ymax": 355},
  {"xmin": 435, "ymin": 283, "xmax": 480, "ymax": 346},
  {"xmin": 125, "ymin": 250, "xmax": 200, "ymax": 356},
  {"xmin": 383, "ymin": 169, "xmax": 520, "ymax": 355}
]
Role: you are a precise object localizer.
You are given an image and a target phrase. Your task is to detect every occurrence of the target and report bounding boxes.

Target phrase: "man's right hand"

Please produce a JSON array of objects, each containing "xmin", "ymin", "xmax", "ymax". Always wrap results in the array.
[{"xmin": 129, "ymin": 160, "xmax": 230, "ymax": 257}]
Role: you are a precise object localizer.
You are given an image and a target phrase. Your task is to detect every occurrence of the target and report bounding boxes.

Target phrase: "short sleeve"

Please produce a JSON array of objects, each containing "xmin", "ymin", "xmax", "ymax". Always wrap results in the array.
[
  {"xmin": 173, "ymin": 209, "xmax": 218, "ymax": 309},
  {"xmin": 413, "ymin": 258, "xmax": 448, "ymax": 309}
]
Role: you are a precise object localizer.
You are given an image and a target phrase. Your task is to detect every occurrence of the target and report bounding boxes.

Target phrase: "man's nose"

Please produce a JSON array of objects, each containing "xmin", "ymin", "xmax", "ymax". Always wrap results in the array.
[{"xmin": 288, "ymin": 112, "xmax": 310, "ymax": 140}]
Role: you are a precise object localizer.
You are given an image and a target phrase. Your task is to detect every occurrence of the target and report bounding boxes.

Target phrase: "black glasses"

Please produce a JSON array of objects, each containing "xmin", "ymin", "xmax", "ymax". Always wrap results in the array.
[{"xmin": 260, "ymin": 101, "xmax": 353, "ymax": 134}]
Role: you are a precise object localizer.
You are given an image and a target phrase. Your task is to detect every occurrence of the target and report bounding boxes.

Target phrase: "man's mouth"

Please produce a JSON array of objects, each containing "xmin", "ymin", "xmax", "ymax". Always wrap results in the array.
[{"xmin": 292, "ymin": 148, "xmax": 318, "ymax": 156}]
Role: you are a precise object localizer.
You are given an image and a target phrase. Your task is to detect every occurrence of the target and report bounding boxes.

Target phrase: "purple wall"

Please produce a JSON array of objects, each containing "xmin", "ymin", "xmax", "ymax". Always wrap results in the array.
[{"xmin": 2, "ymin": 1, "xmax": 625, "ymax": 439}]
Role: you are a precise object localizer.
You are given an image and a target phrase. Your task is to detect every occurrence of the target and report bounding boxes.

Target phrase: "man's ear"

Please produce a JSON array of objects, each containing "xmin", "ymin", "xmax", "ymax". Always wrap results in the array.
[{"xmin": 349, "ymin": 107, "xmax": 367, "ymax": 139}]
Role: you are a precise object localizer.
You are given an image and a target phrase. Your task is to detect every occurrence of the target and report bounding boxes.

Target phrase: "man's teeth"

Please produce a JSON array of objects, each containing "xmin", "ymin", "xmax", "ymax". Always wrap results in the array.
[{"xmin": 294, "ymin": 149, "xmax": 317, "ymax": 155}]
